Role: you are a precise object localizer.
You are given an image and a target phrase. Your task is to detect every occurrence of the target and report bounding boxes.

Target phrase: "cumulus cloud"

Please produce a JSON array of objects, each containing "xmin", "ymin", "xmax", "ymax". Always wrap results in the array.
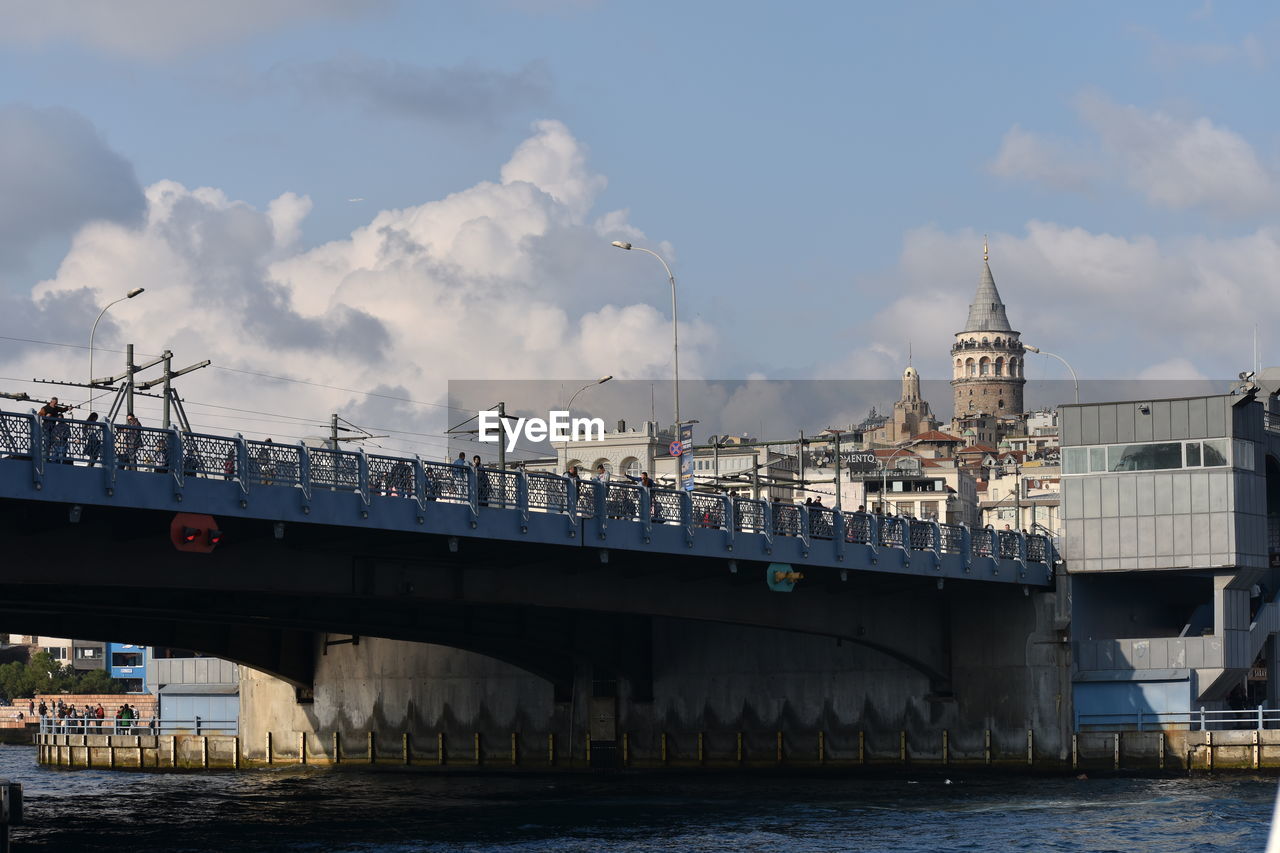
[
  {"xmin": 0, "ymin": 0, "xmax": 384, "ymax": 61},
  {"xmin": 0, "ymin": 105, "xmax": 144, "ymax": 270},
  {"xmin": 988, "ymin": 125, "xmax": 1098, "ymax": 192},
  {"xmin": 1076, "ymin": 92, "xmax": 1277, "ymax": 217},
  {"xmin": 989, "ymin": 93, "xmax": 1279, "ymax": 218},
  {"xmin": 278, "ymin": 56, "xmax": 553, "ymax": 128},
  {"xmin": 5, "ymin": 120, "xmax": 713, "ymax": 458}
]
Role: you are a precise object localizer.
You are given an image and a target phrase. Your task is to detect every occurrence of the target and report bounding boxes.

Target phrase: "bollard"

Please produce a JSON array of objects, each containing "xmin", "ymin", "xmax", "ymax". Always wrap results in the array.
[
  {"xmin": 1026, "ymin": 729, "xmax": 1033, "ymax": 767},
  {"xmin": 1072, "ymin": 733, "xmax": 1078, "ymax": 770},
  {"xmin": 299, "ymin": 731, "xmax": 306, "ymax": 765},
  {"xmin": 201, "ymin": 736, "xmax": 209, "ymax": 769},
  {"xmin": 438, "ymin": 732, "xmax": 445, "ymax": 766},
  {"xmin": 777, "ymin": 731, "xmax": 784, "ymax": 765},
  {"xmin": 475, "ymin": 732, "xmax": 482, "ymax": 766},
  {"xmin": 1159, "ymin": 732, "xmax": 1166, "ymax": 771},
  {"xmin": 899, "ymin": 730, "xmax": 906, "ymax": 764},
  {"xmin": 510, "ymin": 732, "xmax": 518, "ymax": 766},
  {"xmin": 404, "ymin": 732, "xmax": 412, "ymax": 766},
  {"xmin": 547, "ymin": 733, "xmax": 554, "ymax": 766},
  {"xmin": 661, "ymin": 732, "xmax": 668, "ymax": 765},
  {"xmin": 984, "ymin": 729, "xmax": 992, "ymax": 765},
  {"xmin": 1114, "ymin": 733, "xmax": 1120, "ymax": 770},
  {"xmin": 819, "ymin": 730, "xmax": 826, "ymax": 765},
  {"xmin": 737, "ymin": 731, "xmax": 744, "ymax": 764},
  {"xmin": 266, "ymin": 731, "xmax": 273, "ymax": 765},
  {"xmin": 334, "ymin": 732, "xmax": 341, "ymax": 764},
  {"xmin": 858, "ymin": 730, "xmax": 865, "ymax": 765},
  {"xmin": 698, "ymin": 732, "xmax": 705, "ymax": 766},
  {"xmin": 942, "ymin": 730, "xmax": 949, "ymax": 766},
  {"xmin": 368, "ymin": 730, "xmax": 376, "ymax": 764}
]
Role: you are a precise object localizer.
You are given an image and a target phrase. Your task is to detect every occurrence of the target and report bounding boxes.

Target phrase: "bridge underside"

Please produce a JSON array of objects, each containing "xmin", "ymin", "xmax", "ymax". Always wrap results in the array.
[{"xmin": 0, "ymin": 497, "xmax": 990, "ymax": 694}]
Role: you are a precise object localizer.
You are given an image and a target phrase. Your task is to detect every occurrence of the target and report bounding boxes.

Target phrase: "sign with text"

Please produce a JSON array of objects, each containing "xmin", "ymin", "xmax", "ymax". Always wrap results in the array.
[{"xmin": 679, "ymin": 422, "xmax": 694, "ymax": 491}]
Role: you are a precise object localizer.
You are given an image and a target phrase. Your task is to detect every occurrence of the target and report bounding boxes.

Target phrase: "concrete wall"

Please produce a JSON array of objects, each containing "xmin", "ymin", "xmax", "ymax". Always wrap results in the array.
[{"xmin": 238, "ymin": 589, "xmax": 1071, "ymax": 769}]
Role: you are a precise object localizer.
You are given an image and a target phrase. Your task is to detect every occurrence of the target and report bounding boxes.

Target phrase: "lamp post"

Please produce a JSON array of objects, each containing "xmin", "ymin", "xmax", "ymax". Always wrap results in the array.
[
  {"xmin": 88, "ymin": 287, "xmax": 145, "ymax": 410},
  {"xmin": 1024, "ymin": 345, "xmax": 1079, "ymax": 405},
  {"xmin": 880, "ymin": 441, "xmax": 921, "ymax": 516},
  {"xmin": 567, "ymin": 375, "xmax": 613, "ymax": 412},
  {"xmin": 610, "ymin": 241, "xmax": 680, "ymax": 431}
]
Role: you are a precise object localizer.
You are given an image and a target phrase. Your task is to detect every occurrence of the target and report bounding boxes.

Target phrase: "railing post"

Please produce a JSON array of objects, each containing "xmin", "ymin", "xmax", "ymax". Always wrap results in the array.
[
  {"xmin": 1200, "ymin": 706, "xmax": 1206, "ymax": 732},
  {"xmin": 833, "ymin": 509, "xmax": 845, "ymax": 561},
  {"xmin": 722, "ymin": 495, "xmax": 735, "ymax": 552},
  {"xmin": 798, "ymin": 505, "xmax": 811, "ymax": 552},
  {"xmin": 517, "ymin": 470, "xmax": 529, "ymax": 533},
  {"xmin": 356, "ymin": 448, "xmax": 370, "ymax": 507},
  {"xmin": 960, "ymin": 524, "xmax": 973, "ymax": 574},
  {"xmin": 1259, "ymin": 704, "xmax": 1265, "ymax": 731},
  {"xmin": 930, "ymin": 520, "xmax": 943, "ymax": 571},
  {"xmin": 297, "ymin": 441, "xmax": 312, "ymax": 504},
  {"xmin": 28, "ymin": 411, "xmax": 44, "ymax": 489},
  {"xmin": 681, "ymin": 489, "xmax": 694, "ymax": 549},
  {"xmin": 639, "ymin": 487, "xmax": 652, "ymax": 542},
  {"xmin": 235, "ymin": 433, "xmax": 250, "ymax": 498},
  {"xmin": 468, "ymin": 464, "xmax": 480, "ymax": 525},
  {"xmin": 565, "ymin": 476, "xmax": 579, "ymax": 538},
  {"xmin": 593, "ymin": 481, "xmax": 607, "ymax": 540},
  {"xmin": 102, "ymin": 420, "xmax": 117, "ymax": 494},
  {"xmin": 411, "ymin": 455, "xmax": 428, "ymax": 514},
  {"xmin": 168, "ymin": 427, "xmax": 185, "ymax": 494},
  {"xmin": 761, "ymin": 500, "xmax": 774, "ymax": 554}
]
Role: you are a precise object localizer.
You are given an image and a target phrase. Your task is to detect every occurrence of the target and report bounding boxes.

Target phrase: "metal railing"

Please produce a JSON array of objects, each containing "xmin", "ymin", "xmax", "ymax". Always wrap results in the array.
[
  {"xmin": 1076, "ymin": 706, "xmax": 1280, "ymax": 732},
  {"xmin": 0, "ymin": 408, "xmax": 1056, "ymax": 568},
  {"xmin": 38, "ymin": 716, "xmax": 237, "ymax": 736}
]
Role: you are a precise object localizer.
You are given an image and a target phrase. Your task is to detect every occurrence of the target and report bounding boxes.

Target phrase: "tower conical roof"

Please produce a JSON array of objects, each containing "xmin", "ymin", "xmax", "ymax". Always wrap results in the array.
[{"xmin": 963, "ymin": 261, "xmax": 1013, "ymax": 333}]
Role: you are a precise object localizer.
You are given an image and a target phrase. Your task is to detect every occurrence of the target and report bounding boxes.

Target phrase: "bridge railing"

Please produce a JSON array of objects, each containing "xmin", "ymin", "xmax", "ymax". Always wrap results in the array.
[
  {"xmin": 38, "ymin": 717, "xmax": 238, "ymax": 736},
  {"xmin": 311, "ymin": 447, "xmax": 362, "ymax": 491},
  {"xmin": 0, "ymin": 407, "xmax": 1056, "ymax": 567},
  {"xmin": 244, "ymin": 440, "xmax": 301, "ymax": 488},
  {"xmin": 735, "ymin": 499, "xmax": 765, "ymax": 533},
  {"xmin": 527, "ymin": 471, "xmax": 569, "ymax": 513}
]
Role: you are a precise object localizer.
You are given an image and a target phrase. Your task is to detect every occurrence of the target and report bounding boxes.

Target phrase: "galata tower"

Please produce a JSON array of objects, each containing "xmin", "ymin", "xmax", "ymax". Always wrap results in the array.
[{"xmin": 951, "ymin": 241, "xmax": 1025, "ymax": 417}]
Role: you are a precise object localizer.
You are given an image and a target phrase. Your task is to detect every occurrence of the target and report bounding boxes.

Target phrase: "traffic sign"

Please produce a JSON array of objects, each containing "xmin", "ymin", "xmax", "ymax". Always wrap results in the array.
[{"xmin": 669, "ymin": 440, "xmax": 683, "ymax": 457}]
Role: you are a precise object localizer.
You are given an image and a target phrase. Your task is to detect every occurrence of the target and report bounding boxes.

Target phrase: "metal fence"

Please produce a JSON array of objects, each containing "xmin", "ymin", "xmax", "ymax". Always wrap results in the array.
[
  {"xmin": 0, "ymin": 408, "xmax": 1056, "ymax": 566},
  {"xmin": 1077, "ymin": 706, "xmax": 1280, "ymax": 732},
  {"xmin": 38, "ymin": 717, "xmax": 238, "ymax": 736}
]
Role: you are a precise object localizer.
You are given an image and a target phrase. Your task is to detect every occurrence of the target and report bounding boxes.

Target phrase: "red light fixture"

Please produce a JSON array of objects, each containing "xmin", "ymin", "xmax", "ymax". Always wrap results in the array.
[
  {"xmin": 181, "ymin": 526, "xmax": 200, "ymax": 543},
  {"xmin": 207, "ymin": 529, "xmax": 223, "ymax": 546}
]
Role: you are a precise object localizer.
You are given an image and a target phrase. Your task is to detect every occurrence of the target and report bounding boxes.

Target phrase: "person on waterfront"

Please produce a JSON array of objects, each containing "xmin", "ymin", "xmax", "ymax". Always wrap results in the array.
[
  {"xmin": 120, "ymin": 413, "xmax": 143, "ymax": 470},
  {"xmin": 95, "ymin": 704, "xmax": 104, "ymax": 728},
  {"xmin": 122, "ymin": 702, "xmax": 134, "ymax": 729},
  {"xmin": 37, "ymin": 700, "xmax": 46, "ymax": 717},
  {"xmin": 452, "ymin": 451, "xmax": 468, "ymax": 497},
  {"xmin": 256, "ymin": 439, "xmax": 275, "ymax": 485},
  {"xmin": 83, "ymin": 412, "xmax": 102, "ymax": 466},
  {"xmin": 472, "ymin": 455, "xmax": 490, "ymax": 506},
  {"xmin": 38, "ymin": 397, "xmax": 71, "ymax": 463}
]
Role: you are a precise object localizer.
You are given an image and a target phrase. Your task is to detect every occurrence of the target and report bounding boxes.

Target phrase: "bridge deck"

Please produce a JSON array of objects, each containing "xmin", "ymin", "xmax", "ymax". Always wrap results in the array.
[{"xmin": 0, "ymin": 410, "xmax": 1053, "ymax": 587}]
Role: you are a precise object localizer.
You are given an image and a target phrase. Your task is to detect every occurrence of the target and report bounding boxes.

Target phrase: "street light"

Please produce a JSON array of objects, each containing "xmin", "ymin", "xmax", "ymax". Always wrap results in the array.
[
  {"xmin": 610, "ymin": 241, "xmax": 680, "ymax": 431},
  {"xmin": 88, "ymin": 287, "xmax": 145, "ymax": 410},
  {"xmin": 1024, "ymin": 345, "xmax": 1079, "ymax": 405},
  {"xmin": 567, "ymin": 375, "xmax": 612, "ymax": 412}
]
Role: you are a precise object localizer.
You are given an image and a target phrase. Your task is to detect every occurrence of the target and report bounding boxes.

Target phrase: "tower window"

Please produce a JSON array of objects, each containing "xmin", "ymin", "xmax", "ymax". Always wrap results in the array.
[{"xmin": 998, "ymin": 399, "xmax": 1005, "ymax": 409}]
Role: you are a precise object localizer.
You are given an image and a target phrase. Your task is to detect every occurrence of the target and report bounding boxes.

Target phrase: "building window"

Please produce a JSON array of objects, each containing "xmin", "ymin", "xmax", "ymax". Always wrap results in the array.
[
  {"xmin": 112, "ymin": 652, "xmax": 144, "ymax": 668},
  {"xmin": 980, "ymin": 358, "xmax": 990, "ymax": 376},
  {"xmin": 47, "ymin": 648, "xmax": 67, "ymax": 660},
  {"xmin": 75, "ymin": 647, "xmax": 100, "ymax": 659},
  {"xmin": 622, "ymin": 457, "xmax": 641, "ymax": 478}
]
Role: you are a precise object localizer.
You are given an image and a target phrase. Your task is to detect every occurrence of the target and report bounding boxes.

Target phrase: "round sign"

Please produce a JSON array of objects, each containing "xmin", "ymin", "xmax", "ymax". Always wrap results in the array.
[{"xmin": 668, "ymin": 440, "xmax": 683, "ymax": 457}]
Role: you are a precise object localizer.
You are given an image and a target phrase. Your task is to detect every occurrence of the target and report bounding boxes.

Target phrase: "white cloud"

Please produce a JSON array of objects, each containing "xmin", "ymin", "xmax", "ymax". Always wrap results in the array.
[
  {"xmin": 1075, "ymin": 92, "xmax": 1277, "ymax": 217},
  {"xmin": 989, "ymin": 93, "xmax": 1279, "ymax": 218},
  {"xmin": 8, "ymin": 121, "xmax": 714, "ymax": 459},
  {"xmin": 987, "ymin": 125, "xmax": 1097, "ymax": 191},
  {"xmin": 0, "ymin": 0, "xmax": 383, "ymax": 61}
]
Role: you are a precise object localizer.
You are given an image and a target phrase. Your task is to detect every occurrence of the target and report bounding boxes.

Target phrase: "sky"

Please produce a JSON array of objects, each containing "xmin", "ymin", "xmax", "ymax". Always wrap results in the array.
[{"xmin": 0, "ymin": 0, "xmax": 1278, "ymax": 458}]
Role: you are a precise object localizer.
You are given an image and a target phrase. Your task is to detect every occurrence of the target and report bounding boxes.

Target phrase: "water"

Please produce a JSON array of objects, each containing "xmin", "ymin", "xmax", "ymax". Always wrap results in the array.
[{"xmin": 2, "ymin": 744, "xmax": 1275, "ymax": 852}]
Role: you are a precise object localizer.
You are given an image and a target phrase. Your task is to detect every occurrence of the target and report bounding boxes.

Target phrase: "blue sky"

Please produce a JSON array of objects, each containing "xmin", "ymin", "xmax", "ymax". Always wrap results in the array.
[{"xmin": 0, "ymin": 1, "xmax": 1277, "ymax": 450}]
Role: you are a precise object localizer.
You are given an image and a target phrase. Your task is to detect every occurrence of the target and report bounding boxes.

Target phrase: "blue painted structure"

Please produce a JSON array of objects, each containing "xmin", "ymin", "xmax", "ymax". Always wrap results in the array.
[
  {"xmin": 106, "ymin": 642, "xmax": 146, "ymax": 689},
  {"xmin": 0, "ymin": 409, "xmax": 1054, "ymax": 587}
]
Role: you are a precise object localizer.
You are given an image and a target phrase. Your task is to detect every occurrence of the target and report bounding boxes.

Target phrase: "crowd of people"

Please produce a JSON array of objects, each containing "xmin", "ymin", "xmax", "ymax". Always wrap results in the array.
[{"xmin": 35, "ymin": 699, "xmax": 153, "ymax": 734}]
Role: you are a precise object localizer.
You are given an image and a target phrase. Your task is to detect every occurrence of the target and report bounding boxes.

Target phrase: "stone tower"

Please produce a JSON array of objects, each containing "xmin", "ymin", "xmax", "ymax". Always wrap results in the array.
[{"xmin": 951, "ymin": 242, "xmax": 1025, "ymax": 418}]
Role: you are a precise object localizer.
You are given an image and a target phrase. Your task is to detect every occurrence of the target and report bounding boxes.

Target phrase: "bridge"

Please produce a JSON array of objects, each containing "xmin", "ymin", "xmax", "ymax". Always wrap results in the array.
[{"xmin": 0, "ymin": 408, "xmax": 1064, "ymax": 763}]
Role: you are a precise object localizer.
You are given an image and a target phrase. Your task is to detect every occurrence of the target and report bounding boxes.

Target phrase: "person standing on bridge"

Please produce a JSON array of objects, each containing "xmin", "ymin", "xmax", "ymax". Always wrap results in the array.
[
  {"xmin": 120, "ymin": 413, "xmax": 142, "ymax": 470},
  {"xmin": 473, "ymin": 455, "xmax": 490, "ymax": 506},
  {"xmin": 83, "ymin": 412, "xmax": 102, "ymax": 466}
]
